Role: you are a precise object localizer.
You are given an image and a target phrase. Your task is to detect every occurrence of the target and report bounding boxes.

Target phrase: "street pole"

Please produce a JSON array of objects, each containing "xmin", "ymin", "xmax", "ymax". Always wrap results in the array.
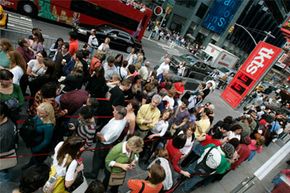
[
  {"xmin": 235, "ymin": 23, "xmax": 257, "ymax": 45},
  {"xmin": 263, "ymin": 31, "xmax": 276, "ymax": 42}
]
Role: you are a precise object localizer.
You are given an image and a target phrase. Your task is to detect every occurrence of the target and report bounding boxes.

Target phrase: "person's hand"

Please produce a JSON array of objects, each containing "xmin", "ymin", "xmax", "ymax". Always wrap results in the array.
[
  {"xmin": 180, "ymin": 170, "xmax": 191, "ymax": 178},
  {"xmin": 96, "ymin": 132, "xmax": 105, "ymax": 142},
  {"xmin": 76, "ymin": 163, "xmax": 84, "ymax": 173},
  {"xmin": 121, "ymin": 164, "xmax": 132, "ymax": 171},
  {"xmin": 148, "ymin": 134, "xmax": 156, "ymax": 140}
]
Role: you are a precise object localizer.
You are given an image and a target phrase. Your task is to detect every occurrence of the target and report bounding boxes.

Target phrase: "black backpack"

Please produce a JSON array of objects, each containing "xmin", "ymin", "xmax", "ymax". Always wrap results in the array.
[{"xmin": 19, "ymin": 118, "xmax": 36, "ymax": 147}]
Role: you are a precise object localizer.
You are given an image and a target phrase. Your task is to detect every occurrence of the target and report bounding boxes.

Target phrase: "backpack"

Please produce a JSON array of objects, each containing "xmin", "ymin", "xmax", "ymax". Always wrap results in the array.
[
  {"xmin": 19, "ymin": 118, "xmax": 36, "ymax": 147},
  {"xmin": 195, "ymin": 146, "xmax": 216, "ymax": 174}
]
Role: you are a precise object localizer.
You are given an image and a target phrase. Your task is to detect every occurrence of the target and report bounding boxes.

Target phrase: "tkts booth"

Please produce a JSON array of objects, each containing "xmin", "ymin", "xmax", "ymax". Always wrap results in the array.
[{"xmin": 221, "ymin": 41, "xmax": 283, "ymax": 108}]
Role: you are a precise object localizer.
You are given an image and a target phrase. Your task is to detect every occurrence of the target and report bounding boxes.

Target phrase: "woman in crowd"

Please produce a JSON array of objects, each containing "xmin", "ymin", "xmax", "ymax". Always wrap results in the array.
[
  {"xmin": 0, "ymin": 69, "xmax": 24, "ymax": 121},
  {"xmin": 27, "ymin": 50, "xmax": 48, "ymax": 82},
  {"xmin": 86, "ymin": 67, "xmax": 108, "ymax": 98},
  {"xmin": 7, "ymin": 50, "xmax": 27, "ymax": 85},
  {"xmin": 104, "ymin": 136, "xmax": 144, "ymax": 193},
  {"xmin": 0, "ymin": 38, "xmax": 13, "ymax": 68},
  {"xmin": 46, "ymin": 136, "xmax": 85, "ymax": 193},
  {"xmin": 60, "ymin": 62, "xmax": 84, "ymax": 92},
  {"xmin": 49, "ymin": 38, "xmax": 64, "ymax": 60},
  {"xmin": 0, "ymin": 102, "xmax": 17, "ymax": 182},
  {"xmin": 30, "ymin": 30, "xmax": 45, "ymax": 53},
  {"xmin": 16, "ymin": 38, "xmax": 35, "ymax": 63},
  {"xmin": 114, "ymin": 53, "xmax": 124, "ymax": 67},
  {"xmin": 98, "ymin": 37, "xmax": 110, "ymax": 55},
  {"xmin": 128, "ymin": 163, "xmax": 165, "ymax": 193},
  {"xmin": 23, "ymin": 102, "xmax": 55, "ymax": 169}
]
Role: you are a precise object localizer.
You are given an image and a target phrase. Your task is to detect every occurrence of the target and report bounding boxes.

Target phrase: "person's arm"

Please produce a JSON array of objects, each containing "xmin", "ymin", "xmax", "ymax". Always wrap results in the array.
[
  {"xmin": 147, "ymin": 110, "xmax": 161, "ymax": 128},
  {"xmin": 157, "ymin": 122, "xmax": 169, "ymax": 137},
  {"xmin": 26, "ymin": 60, "xmax": 34, "ymax": 76},
  {"xmin": 65, "ymin": 161, "xmax": 84, "ymax": 188},
  {"xmin": 14, "ymin": 84, "xmax": 24, "ymax": 107},
  {"xmin": 32, "ymin": 124, "xmax": 54, "ymax": 152},
  {"xmin": 128, "ymin": 117, "xmax": 136, "ymax": 135},
  {"xmin": 105, "ymin": 143, "xmax": 131, "ymax": 171},
  {"xmin": 49, "ymin": 43, "xmax": 57, "ymax": 52}
]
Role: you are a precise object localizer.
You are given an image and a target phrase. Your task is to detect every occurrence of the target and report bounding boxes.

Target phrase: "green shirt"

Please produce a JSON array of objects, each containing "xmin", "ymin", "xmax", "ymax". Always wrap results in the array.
[
  {"xmin": 0, "ymin": 51, "xmax": 10, "ymax": 68},
  {"xmin": 0, "ymin": 84, "xmax": 24, "ymax": 107}
]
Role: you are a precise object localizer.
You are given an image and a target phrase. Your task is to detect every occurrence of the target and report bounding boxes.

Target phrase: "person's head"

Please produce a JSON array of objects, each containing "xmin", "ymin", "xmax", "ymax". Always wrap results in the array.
[
  {"xmin": 71, "ymin": 62, "xmax": 83, "ymax": 76},
  {"xmin": 128, "ymin": 64, "xmax": 136, "ymax": 74},
  {"xmin": 114, "ymin": 53, "xmax": 123, "ymax": 63},
  {"xmin": 79, "ymin": 106, "xmax": 94, "ymax": 123},
  {"xmin": 90, "ymin": 29, "xmax": 96, "ymax": 35},
  {"xmin": 36, "ymin": 50, "xmax": 47, "ymax": 63},
  {"xmin": 254, "ymin": 133, "xmax": 265, "ymax": 146},
  {"xmin": 172, "ymin": 133, "xmax": 187, "ymax": 149},
  {"xmin": 122, "ymin": 60, "xmax": 128, "ymax": 68},
  {"xmin": 69, "ymin": 31, "xmax": 78, "ymax": 40},
  {"xmin": 113, "ymin": 105, "xmax": 127, "ymax": 119},
  {"xmin": 151, "ymin": 94, "xmax": 162, "ymax": 108},
  {"xmin": 186, "ymin": 123, "xmax": 196, "ymax": 137},
  {"xmin": 18, "ymin": 38, "xmax": 30, "ymax": 48},
  {"xmin": 57, "ymin": 136, "xmax": 85, "ymax": 166},
  {"xmin": 228, "ymin": 138, "xmax": 240, "ymax": 149},
  {"xmin": 147, "ymin": 163, "xmax": 165, "ymax": 185},
  {"xmin": 221, "ymin": 143, "xmax": 235, "ymax": 159},
  {"xmin": 157, "ymin": 148, "xmax": 169, "ymax": 159},
  {"xmin": 7, "ymin": 50, "xmax": 27, "ymax": 72},
  {"xmin": 73, "ymin": 50, "xmax": 83, "ymax": 61},
  {"xmin": 18, "ymin": 164, "xmax": 50, "ymax": 193},
  {"xmin": 120, "ymin": 79, "xmax": 132, "ymax": 91},
  {"xmin": 130, "ymin": 47, "xmax": 136, "ymax": 54},
  {"xmin": 86, "ymin": 97, "xmax": 99, "ymax": 110},
  {"xmin": 0, "ymin": 102, "xmax": 9, "ymax": 121},
  {"xmin": 161, "ymin": 109, "xmax": 171, "ymax": 121},
  {"xmin": 180, "ymin": 98, "xmax": 189, "ymax": 109},
  {"xmin": 164, "ymin": 58, "xmax": 170, "ymax": 64},
  {"xmin": 230, "ymin": 123, "xmax": 243, "ymax": 134},
  {"xmin": 33, "ymin": 30, "xmax": 44, "ymax": 43},
  {"xmin": 61, "ymin": 42, "xmax": 70, "ymax": 54},
  {"xmin": 36, "ymin": 102, "xmax": 56, "ymax": 125},
  {"xmin": 43, "ymin": 58, "xmax": 55, "ymax": 76},
  {"xmin": 223, "ymin": 116, "xmax": 234, "ymax": 125},
  {"xmin": 55, "ymin": 38, "xmax": 64, "ymax": 49},
  {"xmin": 40, "ymin": 82, "xmax": 58, "ymax": 98},
  {"xmin": 104, "ymin": 37, "xmax": 110, "ymax": 44},
  {"xmin": 126, "ymin": 99, "xmax": 139, "ymax": 114},
  {"xmin": 0, "ymin": 69, "xmax": 13, "ymax": 87},
  {"xmin": 0, "ymin": 38, "xmax": 13, "ymax": 52},
  {"xmin": 85, "ymin": 180, "xmax": 105, "ymax": 193},
  {"xmin": 126, "ymin": 136, "xmax": 144, "ymax": 153},
  {"xmin": 107, "ymin": 55, "xmax": 115, "ymax": 66}
]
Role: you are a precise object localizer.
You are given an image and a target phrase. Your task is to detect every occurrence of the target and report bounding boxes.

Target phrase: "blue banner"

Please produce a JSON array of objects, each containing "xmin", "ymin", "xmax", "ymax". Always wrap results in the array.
[{"xmin": 202, "ymin": 0, "xmax": 242, "ymax": 34}]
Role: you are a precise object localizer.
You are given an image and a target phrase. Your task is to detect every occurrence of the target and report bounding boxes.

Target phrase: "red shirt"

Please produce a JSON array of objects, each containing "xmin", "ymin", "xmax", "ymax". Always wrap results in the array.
[
  {"xmin": 173, "ymin": 82, "xmax": 185, "ymax": 96},
  {"xmin": 231, "ymin": 144, "xmax": 251, "ymax": 170},
  {"xmin": 128, "ymin": 179, "xmax": 163, "ymax": 193},
  {"xmin": 69, "ymin": 39, "xmax": 79, "ymax": 56},
  {"xmin": 166, "ymin": 139, "xmax": 182, "ymax": 173},
  {"xmin": 200, "ymin": 134, "xmax": 222, "ymax": 147}
]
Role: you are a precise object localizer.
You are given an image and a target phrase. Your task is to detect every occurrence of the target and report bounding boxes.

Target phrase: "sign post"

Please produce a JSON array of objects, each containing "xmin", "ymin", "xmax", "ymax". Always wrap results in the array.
[{"xmin": 221, "ymin": 41, "xmax": 283, "ymax": 108}]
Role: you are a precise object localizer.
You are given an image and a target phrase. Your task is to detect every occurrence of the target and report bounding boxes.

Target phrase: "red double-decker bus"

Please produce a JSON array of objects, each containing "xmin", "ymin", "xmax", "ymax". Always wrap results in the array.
[{"xmin": 2, "ymin": 0, "xmax": 152, "ymax": 41}]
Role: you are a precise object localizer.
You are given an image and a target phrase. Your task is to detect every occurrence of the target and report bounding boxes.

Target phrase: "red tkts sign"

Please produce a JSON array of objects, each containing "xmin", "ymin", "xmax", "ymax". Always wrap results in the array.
[{"xmin": 221, "ymin": 41, "xmax": 282, "ymax": 108}]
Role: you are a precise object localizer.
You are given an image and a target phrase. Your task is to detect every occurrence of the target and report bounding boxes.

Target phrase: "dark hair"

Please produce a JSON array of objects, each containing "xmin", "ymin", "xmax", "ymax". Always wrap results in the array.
[
  {"xmin": 223, "ymin": 116, "xmax": 234, "ymax": 125},
  {"xmin": 107, "ymin": 55, "xmax": 115, "ymax": 63},
  {"xmin": 18, "ymin": 38, "xmax": 29, "ymax": 47},
  {"xmin": 19, "ymin": 164, "xmax": 50, "ymax": 193},
  {"xmin": 172, "ymin": 134, "xmax": 187, "ymax": 149},
  {"xmin": 161, "ymin": 109, "xmax": 172, "ymax": 121},
  {"xmin": 53, "ymin": 38, "xmax": 64, "ymax": 49},
  {"xmin": 33, "ymin": 31, "xmax": 44, "ymax": 43},
  {"xmin": 0, "ymin": 102, "xmax": 9, "ymax": 117},
  {"xmin": 128, "ymin": 99, "xmax": 139, "ymax": 114},
  {"xmin": 230, "ymin": 123, "xmax": 243, "ymax": 132},
  {"xmin": 0, "ymin": 69, "xmax": 14, "ymax": 80},
  {"xmin": 181, "ymin": 97, "xmax": 189, "ymax": 106},
  {"xmin": 79, "ymin": 106, "xmax": 94, "ymax": 120},
  {"xmin": 228, "ymin": 138, "xmax": 240, "ymax": 149},
  {"xmin": 43, "ymin": 58, "xmax": 55, "ymax": 76},
  {"xmin": 75, "ymin": 50, "xmax": 84, "ymax": 60},
  {"xmin": 122, "ymin": 60, "xmax": 128, "ymax": 68},
  {"xmin": 85, "ymin": 180, "xmax": 105, "ymax": 193},
  {"xmin": 56, "ymin": 136, "xmax": 85, "ymax": 165},
  {"xmin": 37, "ymin": 50, "xmax": 47, "ymax": 58},
  {"xmin": 148, "ymin": 163, "xmax": 165, "ymax": 185},
  {"xmin": 41, "ymin": 82, "xmax": 58, "ymax": 98},
  {"xmin": 82, "ymin": 50, "xmax": 90, "ymax": 58},
  {"xmin": 63, "ymin": 42, "xmax": 70, "ymax": 50},
  {"xmin": 203, "ymin": 107, "xmax": 212, "ymax": 116},
  {"xmin": 128, "ymin": 64, "xmax": 136, "ymax": 74},
  {"xmin": 69, "ymin": 31, "xmax": 78, "ymax": 40}
]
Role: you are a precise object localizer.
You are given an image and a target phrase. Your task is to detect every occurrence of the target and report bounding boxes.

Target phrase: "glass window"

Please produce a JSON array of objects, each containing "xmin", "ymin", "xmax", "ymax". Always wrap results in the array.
[
  {"xmin": 196, "ymin": 3, "xmax": 208, "ymax": 19},
  {"xmin": 71, "ymin": 0, "xmax": 139, "ymax": 30}
]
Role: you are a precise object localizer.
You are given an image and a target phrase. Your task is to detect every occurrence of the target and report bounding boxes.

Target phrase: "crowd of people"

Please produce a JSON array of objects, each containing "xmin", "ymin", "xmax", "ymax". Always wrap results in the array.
[{"xmin": 0, "ymin": 26, "xmax": 289, "ymax": 193}]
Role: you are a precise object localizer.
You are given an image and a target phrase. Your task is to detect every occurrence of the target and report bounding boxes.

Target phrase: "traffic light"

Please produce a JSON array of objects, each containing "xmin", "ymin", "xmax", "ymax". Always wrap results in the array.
[{"xmin": 229, "ymin": 26, "xmax": 235, "ymax": 33}]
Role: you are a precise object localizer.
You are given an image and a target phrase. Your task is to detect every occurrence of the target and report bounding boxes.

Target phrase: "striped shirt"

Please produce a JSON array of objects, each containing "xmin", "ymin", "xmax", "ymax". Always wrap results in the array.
[{"xmin": 76, "ymin": 119, "xmax": 97, "ymax": 147}]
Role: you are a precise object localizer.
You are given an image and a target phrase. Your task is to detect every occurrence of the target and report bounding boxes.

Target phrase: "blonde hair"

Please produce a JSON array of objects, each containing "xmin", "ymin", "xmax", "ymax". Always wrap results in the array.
[
  {"xmin": 37, "ymin": 102, "xmax": 56, "ymax": 125},
  {"xmin": 127, "ymin": 136, "xmax": 144, "ymax": 153}
]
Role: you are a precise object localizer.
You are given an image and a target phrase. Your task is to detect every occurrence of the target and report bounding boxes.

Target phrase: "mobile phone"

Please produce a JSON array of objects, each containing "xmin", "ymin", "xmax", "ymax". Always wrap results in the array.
[{"xmin": 48, "ymin": 176, "xmax": 57, "ymax": 184}]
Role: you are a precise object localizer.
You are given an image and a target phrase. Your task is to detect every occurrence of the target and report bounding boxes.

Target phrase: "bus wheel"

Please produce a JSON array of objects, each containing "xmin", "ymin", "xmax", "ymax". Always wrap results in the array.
[
  {"xmin": 126, "ymin": 46, "xmax": 132, "ymax": 53},
  {"xmin": 17, "ymin": 1, "xmax": 38, "ymax": 17}
]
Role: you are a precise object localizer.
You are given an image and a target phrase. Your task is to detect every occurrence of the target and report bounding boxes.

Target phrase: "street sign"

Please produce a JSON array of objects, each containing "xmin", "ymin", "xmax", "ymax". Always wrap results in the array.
[
  {"xmin": 221, "ymin": 41, "xmax": 283, "ymax": 108},
  {"xmin": 154, "ymin": 6, "xmax": 163, "ymax": 16}
]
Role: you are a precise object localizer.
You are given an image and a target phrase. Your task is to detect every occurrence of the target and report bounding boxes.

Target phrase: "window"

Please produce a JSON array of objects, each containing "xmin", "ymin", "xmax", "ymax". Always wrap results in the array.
[
  {"xmin": 176, "ymin": 0, "xmax": 197, "ymax": 8},
  {"xmin": 196, "ymin": 3, "xmax": 208, "ymax": 19},
  {"xmin": 71, "ymin": 0, "xmax": 139, "ymax": 30}
]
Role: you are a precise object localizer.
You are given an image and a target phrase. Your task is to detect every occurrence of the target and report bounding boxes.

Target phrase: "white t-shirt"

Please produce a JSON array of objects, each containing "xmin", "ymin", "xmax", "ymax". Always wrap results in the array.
[
  {"xmin": 163, "ymin": 95, "xmax": 175, "ymax": 109},
  {"xmin": 180, "ymin": 136, "xmax": 194, "ymax": 156},
  {"xmin": 100, "ymin": 118, "xmax": 127, "ymax": 144},
  {"xmin": 10, "ymin": 66, "xmax": 24, "ymax": 85},
  {"xmin": 156, "ymin": 62, "xmax": 169, "ymax": 76},
  {"xmin": 150, "ymin": 120, "xmax": 169, "ymax": 137},
  {"xmin": 88, "ymin": 35, "xmax": 98, "ymax": 48},
  {"xmin": 127, "ymin": 53, "xmax": 137, "ymax": 65},
  {"xmin": 52, "ymin": 142, "xmax": 78, "ymax": 181},
  {"xmin": 227, "ymin": 131, "xmax": 241, "ymax": 141},
  {"xmin": 27, "ymin": 59, "xmax": 47, "ymax": 76}
]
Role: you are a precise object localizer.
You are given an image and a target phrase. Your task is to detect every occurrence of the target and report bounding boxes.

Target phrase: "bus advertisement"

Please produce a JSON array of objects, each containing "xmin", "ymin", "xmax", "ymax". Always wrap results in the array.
[{"xmin": 1, "ymin": 0, "xmax": 152, "ymax": 41}]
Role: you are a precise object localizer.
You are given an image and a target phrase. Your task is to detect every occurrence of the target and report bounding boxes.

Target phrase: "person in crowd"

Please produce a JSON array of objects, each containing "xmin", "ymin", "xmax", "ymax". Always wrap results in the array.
[
  {"xmin": 0, "ymin": 5, "xmax": 8, "ymax": 28},
  {"xmin": 85, "ymin": 180, "xmax": 105, "ymax": 193},
  {"xmin": 49, "ymin": 38, "xmax": 64, "ymax": 60},
  {"xmin": 7, "ymin": 50, "xmax": 27, "ymax": 85},
  {"xmin": 46, "ymin": 136, "xmax": 85, "ymax": 193},
  {"xmin": 179, "ymin": 124, "xmax": 196, "ymax": 160},
  {"xmin": 162, "ymin": 89, "xmax": 175, "ymax": 110},
  {"xmin": 98, "ymin": 37, "xmax": 110, "ymax": 55},
  {"xmin": 248, "ymin": 133, "xmax": 265, "ymax": 161},
  {"xmin": 136, "ymin": 94, "xmax": 162, "ymax": 138},
  {"xmin": 128, "ymin": 163, "xmax": 165, "ymax": 193},
  {"xmin": 127, "ymin": 47, "xmax": 137, "ymax": 65},
  {"xmin": 22, "ymin": 102, "xmax": 55, "ymax": 169},
  {"xmin": 166, "ymin": 133, "xmax": 191, "ymax": 178},
  {"xmin": 86, "ymin": 67, "xmax": 108, "ymax": 98},
  {"xmin": 125, "ymin": 99, "xmax": 139, "ymax": 138},
  {"xmin": 60, "ymin": 61, "xmax": 83, "ymax": 92},
  {"xmin": 63, "ymin": 50, "xmax": 83, "ymax": 76},
  {"xmin": 126, "ymin": 64, "xmax": 138, "ymax": 82},
  {"xmin": 231, "ymin": 136, "xmax": 251, "ymax": 170},
  {"xmin": 103, "ymin": 55, "xmax": 117, "ymax": 81},
  {"xmin": 173, "ymin": 79, "xmax": 186, "ymax": 99},
  {"xmin": 0, "ymin": 102, "xmax": 17, "ymax": 182},
  {"xmin": 68, "ymin": 31, "xmax": 79, "ymax": 56},
  {"xmin": 87, "ymin": 29, "xmax": 98, "ymax": 55},
  {"xmin": 27, "ymin": 50, "xmax": 47, "ymax": 82},
  {"xmin": 156, "ymin": 58, "xmax": 170, "ymax": 77},
  {"xmin": 109, "ymin": 79, "xmax": 131, "ymax": 107},
  {"xmin": 139, "ymin": 61, "xmax": 150, "ymax": 81},
  {"xmin": 188, "ymin": 92, "xmax": 204, "ymax": 110},
  {"xmin": 227, "ymin": 123, "xmax": 243, "ymax": 141},
  {"xmin": 117, "ymin": 60, "xmax": 128, "ymax": 81},
  {"xmin": 104, "ymin": 136, "xmax": 144, "ymax": 193},
  {"xmin": 202, "ymin": 81, "xmax": 214, "ymax": 99},
  {"xmin": 114, "ymin": 53, "xmax": 124, "ymax": 67},
  {"xmin": 179, "ymin": 143, "xmax": 236, "ymax": 192},
  {"xmin": 89, "ymin": 51, "xmax": 103, "ymax": 75},
  {"xmin": 30, "ymin": 30, "xmax": 45, "ymax": 53},
  {"xmin": 0, "ymin": 69, "xmax": 24, "ymax": 121},
  {"xmin": 12, "ymin": 164, "xmax": 50, "ymax": 193},
  {"xmin": 170, "ymin": 99, "xmax": 190, "ymax": 135},
  {"xmin": 16, "ymin": 38, "xmax": 34, "ymax": 63},
  {"xmin": 194, "ymin": 107, "xmax": 211, "ymax": 138},
  {"xmin": 86, "ymin": 106, "xmax": 127, "ymax": 179},
  {"xmin": 54, "ymin": 42, "xmax": 71, "ymax": 78}
]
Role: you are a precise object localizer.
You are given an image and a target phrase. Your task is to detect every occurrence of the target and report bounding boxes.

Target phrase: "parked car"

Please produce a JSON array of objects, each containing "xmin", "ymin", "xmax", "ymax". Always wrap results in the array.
[
  {"xmin": 76, "ymin": 25, "xmax": 142, "ymax": 53},
  {"xmin": 169, "ymin": 54, "xmax": 213, "ymax": 77}
]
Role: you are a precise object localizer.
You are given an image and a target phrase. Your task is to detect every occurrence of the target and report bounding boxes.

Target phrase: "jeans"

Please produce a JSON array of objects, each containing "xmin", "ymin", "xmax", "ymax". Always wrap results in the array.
[{"xmin": 0, "ymin": 169, "xmax": 9, "ymax": 182}]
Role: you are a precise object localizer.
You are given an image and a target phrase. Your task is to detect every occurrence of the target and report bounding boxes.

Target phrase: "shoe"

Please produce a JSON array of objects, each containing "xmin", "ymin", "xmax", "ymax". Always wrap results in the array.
[{"xmin": 84, "ymin": 172, "xmax": 97, "ymax": 179}]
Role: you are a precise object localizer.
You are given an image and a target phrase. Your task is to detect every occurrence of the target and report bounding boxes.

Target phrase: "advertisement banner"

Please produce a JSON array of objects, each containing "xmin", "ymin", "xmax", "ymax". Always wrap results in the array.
[{"xmin": 221, "ymin": 41, "xmax": 282, "ymax": 108}]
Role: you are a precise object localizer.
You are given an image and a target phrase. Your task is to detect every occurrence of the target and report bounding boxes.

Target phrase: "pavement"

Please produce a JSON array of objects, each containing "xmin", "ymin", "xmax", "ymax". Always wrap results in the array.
[{"xmin": 1, "ymin": 15, "xmax": 289, "ymax": 193}]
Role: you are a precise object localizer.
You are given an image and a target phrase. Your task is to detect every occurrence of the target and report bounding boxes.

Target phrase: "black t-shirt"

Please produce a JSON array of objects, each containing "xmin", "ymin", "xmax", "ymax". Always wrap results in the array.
[{"xmin": 109, "ymin": 86, "xmax": 125, "ymax": 106}]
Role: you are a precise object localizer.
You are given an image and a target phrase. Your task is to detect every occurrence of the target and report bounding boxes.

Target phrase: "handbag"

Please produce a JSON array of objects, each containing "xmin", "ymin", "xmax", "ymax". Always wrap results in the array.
[
  {"xmin": 0, "ymin": 149, "xmax": 17, "ymax": 170},
  {"xmin": 70, "ymin": 173, "xmax": 88, "ymax": 193},
  {"xmin": 109, "ymin": 171, "xmax": 126, "ymax": 186},
  {"xmin": 66, "ymin": 171, "xmax": 85, "ymax": 192}
]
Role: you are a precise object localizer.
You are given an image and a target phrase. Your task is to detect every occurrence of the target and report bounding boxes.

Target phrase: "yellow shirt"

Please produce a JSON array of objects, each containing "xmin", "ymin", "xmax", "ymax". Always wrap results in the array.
[
  {"xmin": 195, "ymin": 118, "xmax": 211, "ymax": 138},
  {"xmin": 136, "ymin": 104, "xmax": 160, "ymax": 131}
]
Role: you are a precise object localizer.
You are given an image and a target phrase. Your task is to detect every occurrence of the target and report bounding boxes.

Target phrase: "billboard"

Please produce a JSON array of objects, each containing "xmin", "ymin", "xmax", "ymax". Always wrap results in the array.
[
  {"xmin": 221, "ymin": 41, "xmax": 282, "ymax": 108},
  {"xmin": 202, "ymin": 0, "xmax": 242, "ymax": 34}
]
